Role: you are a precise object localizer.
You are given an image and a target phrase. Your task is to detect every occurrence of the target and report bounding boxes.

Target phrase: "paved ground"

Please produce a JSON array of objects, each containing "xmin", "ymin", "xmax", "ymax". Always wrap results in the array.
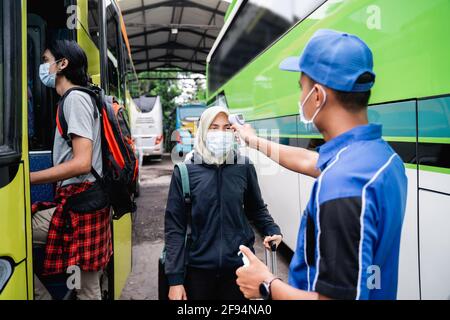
[{"xmin": 120, "ymin": 154, "xmax": 290, "ymax": 300}]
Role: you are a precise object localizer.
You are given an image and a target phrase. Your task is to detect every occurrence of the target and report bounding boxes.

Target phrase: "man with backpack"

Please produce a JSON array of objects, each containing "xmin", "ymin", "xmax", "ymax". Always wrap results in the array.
[{"xmin": 30, "ymin": 40, "xmax": 113, "ymax": 300}]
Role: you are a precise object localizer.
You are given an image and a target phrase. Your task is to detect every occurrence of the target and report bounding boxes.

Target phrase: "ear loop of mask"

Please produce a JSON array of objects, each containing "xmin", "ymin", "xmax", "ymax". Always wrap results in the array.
[
  {"xmin": 309, "ymin": 85, "xmax": 327, "ymax": 123},
  {"xmin": 53, "ymin": 58, "xmax": 64, "ymax": 74},
  {"xmin": 298, "ymin": 85, "xmax": 327, "ymax": 125}
]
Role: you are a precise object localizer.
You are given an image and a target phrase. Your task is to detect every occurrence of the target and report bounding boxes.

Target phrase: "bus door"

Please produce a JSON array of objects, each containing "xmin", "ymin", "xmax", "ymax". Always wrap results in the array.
[
  {"xmin": 0, "ymin": 0, "xmax": 32, "ymax": 300},
  {"xmin": 24, "ymin": 0, "xmax": 77, "ymax": 300},
  {"xmin": 27, "ymin": 0, "xmax": 76, "ymax": 204}
]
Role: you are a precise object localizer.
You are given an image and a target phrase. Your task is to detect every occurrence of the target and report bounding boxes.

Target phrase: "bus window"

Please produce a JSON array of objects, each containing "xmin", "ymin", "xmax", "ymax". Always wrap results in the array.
[
  {"xmin": 106, "ymin": 4, "xmax": 120, "ymax": 98},
  {"xmin": 0, "ymin": 0, "xmax": 21, "ymax": 162},
  {"xmin": 208, "ymin": 0, "xmax": 325, "ymax": 93},
  {"xmin": 120, "ymin": 40, "xmax": 129, "ymax": 105},
  {"xmin": 0, "ymin": 4, "xmax": 3, "ymax": 148},
  {"xmin": 88, "ymin": 0, "xmax": 100, "ymax": 48}
]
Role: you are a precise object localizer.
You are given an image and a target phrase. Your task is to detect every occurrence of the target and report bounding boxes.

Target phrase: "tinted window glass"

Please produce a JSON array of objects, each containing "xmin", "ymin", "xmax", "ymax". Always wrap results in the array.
[
  {"xmin": 1, "ymin": 0, "xmax": 21, "ymax": 158},
  {"xmin": 106, "ymin": 5, "xmax": 120, "ymax": 96},
  {"xmin": 418, "ymin": 96, "xmax": 450, "ymax": 169},
  {"xmin": 88, "ymin": 0, "xmax": 99, "ymax": 48},
  {"xmin": 134, "ymin": 96, "xmax": 156, "ymax": 113},
  {"xmin": 208, "ymin": 0, "xmax": 325, "ymax": 93},
  {"xmin": 107, "ymin": 6, "xmax": 119, "ymax": 60}
]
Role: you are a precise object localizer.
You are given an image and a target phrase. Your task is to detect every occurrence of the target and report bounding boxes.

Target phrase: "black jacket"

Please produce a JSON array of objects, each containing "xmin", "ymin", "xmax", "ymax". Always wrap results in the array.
[{"xmin": 164, "ymin": 152, "xmax": 281, "ymax": 285}]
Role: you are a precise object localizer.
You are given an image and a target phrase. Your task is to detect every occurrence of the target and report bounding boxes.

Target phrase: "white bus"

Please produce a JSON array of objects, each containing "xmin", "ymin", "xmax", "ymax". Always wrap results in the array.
[{"xmin": 131, "ymin": 95, "xmax": 164, "ymax": 163}]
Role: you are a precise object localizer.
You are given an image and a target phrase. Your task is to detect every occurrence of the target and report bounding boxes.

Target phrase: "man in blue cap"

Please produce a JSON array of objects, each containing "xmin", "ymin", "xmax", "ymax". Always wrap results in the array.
[{"xmin": 233, "ymin": 29, "xmax": 408, "ymax": 300}]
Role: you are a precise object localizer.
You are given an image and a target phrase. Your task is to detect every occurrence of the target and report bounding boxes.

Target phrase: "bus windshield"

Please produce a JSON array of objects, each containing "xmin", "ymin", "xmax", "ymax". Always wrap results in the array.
[
  {"xmin": 208, "ymin": 0, "xmax": 325, "ymax": 94},
  {"xmin": 179, "ymin": 106, "xmax": 205, "ymax": 120}
]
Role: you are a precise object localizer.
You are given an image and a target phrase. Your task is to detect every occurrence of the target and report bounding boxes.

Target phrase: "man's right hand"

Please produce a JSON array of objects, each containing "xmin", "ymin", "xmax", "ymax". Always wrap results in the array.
[
  {"xmin": 232, "ymin": 122, "xmax": 320, "ymax": 178},
  {"xmin": 168, "ymin": 285, "xmax": 187, "ymax": 300},
  {"xmin": 231, "ymin": 123, "xmax": 257, "ymax": 145}
]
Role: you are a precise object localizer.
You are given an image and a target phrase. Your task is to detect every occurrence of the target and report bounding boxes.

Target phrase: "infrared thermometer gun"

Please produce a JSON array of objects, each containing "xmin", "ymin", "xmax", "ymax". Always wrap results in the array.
[
  {"xmin": 228, "ymin": 113, "xmax": 245, "ymax": 126},
  {"xmin": 228, "ymin": 113, "xmax": 246, "ymax": 146}
]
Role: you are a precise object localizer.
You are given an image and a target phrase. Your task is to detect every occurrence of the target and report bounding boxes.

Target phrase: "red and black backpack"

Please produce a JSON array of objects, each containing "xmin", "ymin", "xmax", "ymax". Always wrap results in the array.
[{"xmin": 56, "ymin": 85, "xmax": 138, "ymax": 218}]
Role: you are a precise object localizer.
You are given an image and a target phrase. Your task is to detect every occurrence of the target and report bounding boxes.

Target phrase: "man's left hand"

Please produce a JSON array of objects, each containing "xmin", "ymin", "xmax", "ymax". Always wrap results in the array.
[{"xmin": 236, "ymin": 245, "xmax": 273, "ymax": 299}]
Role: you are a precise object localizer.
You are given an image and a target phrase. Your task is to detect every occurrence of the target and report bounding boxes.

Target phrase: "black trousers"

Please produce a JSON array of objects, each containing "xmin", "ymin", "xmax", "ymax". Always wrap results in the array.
[{"xmin": 184, "ymin": 266, "xmax": 246, "ymax": 300}]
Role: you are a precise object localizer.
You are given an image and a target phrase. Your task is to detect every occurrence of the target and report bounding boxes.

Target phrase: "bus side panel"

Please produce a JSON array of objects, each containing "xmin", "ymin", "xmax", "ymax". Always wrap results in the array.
[
  {"xmin": 113, "ymin": 214, "xmax": 132, "ymax": 300},
  {"xmin": 0, "ymin": 262, "xmax": 28, "ymax": 300},
  {"xmin": 214, "ymin": 0, "xmax": 450, "ymax": 120},
  {"xmin": 417, "ymin": 96, "xmax": 450, "ymax": 300},
  {"xmin": 247, "ymin": 147, "xmax": 302, "ymax": 250},
  {"xmin": 0, "ymin": 0, "xmax": 32, "ymax": 300},
  {"xmin": 418, "ymin": 190, "xmax": 450, "ymax": 300},
  {"xmin": 0, "ymin": 165, "xmax": 29, "ymax": 300},
  {"xmin": 396, "ymin": 168, "xmax": 420, "ymax": 300}
]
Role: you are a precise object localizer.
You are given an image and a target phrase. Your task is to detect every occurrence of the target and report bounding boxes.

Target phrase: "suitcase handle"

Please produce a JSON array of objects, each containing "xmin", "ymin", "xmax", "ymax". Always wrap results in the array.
[
  {"xmin": 269, "ymin": 240, "xmax": 277, "ymax": 252},
  {"xmin": 264, "ymin": 240, "xmax": 278, "ymax": 275}
]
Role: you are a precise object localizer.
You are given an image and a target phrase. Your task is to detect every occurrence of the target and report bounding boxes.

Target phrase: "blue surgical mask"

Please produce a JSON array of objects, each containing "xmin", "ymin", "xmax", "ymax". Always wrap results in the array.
[
  {"xmin": 39, "ymin": 61, "xmax": 59, "ymax": 88},
  {"xmin": 298, "ymin": 85, "xmax": 327, "ymax": 131},
  {"xmin": 206, "ymin": 131, "xmax": 234, "ymax": 157}
]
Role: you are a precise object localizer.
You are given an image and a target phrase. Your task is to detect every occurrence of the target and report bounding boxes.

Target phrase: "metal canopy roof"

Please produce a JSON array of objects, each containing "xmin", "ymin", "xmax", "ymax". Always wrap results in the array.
[{"xmin": 119, "ymin": 0, "xmax": 230, "ymax": 74}]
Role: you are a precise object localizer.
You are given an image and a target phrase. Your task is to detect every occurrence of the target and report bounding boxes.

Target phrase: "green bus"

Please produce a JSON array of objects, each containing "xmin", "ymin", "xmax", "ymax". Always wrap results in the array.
[{"xmin": 207, "ymin": 0, "xmax": 450, "ymax": 300}]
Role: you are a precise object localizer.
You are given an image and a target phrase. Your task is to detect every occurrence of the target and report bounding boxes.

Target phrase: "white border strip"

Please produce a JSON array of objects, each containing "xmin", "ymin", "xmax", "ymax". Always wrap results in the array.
[{"xmin": 356, "ymin": 153, "xmax": 398, "ymax": 299}]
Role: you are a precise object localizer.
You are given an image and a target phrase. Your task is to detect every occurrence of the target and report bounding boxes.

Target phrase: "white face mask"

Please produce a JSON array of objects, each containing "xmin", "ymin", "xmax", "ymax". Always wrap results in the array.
[
  {"xmin": 298, "ymin": 85, "xmax": 327, "ymax": 128},
  {"xmin": 205, "ymin": 131, "xmax": 234, "ymax": 157}
]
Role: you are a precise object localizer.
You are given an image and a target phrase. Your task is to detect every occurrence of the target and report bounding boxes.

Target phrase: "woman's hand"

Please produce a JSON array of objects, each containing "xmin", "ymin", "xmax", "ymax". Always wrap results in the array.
[
  {"xmin": 263, "ymin": 235, "xmax": 282, "ymax": 250},
  {"xmin": 168, "ymin": 285, "xmax": 187, "ymax": 300}
]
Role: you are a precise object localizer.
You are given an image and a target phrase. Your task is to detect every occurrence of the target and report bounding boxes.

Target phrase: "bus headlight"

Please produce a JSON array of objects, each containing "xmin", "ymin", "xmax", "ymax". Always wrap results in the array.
[{"xmin": 0, "ymin": 258, "xmax": 13, "ymax": 293}]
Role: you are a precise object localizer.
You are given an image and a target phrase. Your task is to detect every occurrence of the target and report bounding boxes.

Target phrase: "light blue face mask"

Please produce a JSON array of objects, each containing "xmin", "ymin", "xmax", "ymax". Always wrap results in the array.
[
  {"xmin": 39, "ymin": 60, "xmax": 60, "ymax": 88},
  {"xmin": 206, "ymin": 131, "xmax": 235, "ymax": 157}
]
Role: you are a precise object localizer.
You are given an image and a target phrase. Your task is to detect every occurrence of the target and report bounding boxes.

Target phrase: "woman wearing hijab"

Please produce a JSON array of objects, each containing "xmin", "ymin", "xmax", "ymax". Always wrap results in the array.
[{"xmin": 164, "ymin": 106, "xmax": 282, "ymax": 300}]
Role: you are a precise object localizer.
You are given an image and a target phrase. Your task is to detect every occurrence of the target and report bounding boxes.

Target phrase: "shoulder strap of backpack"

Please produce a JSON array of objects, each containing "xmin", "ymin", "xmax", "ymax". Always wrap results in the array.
[
  {"xmin": 56, "ymin": 86, "xmax": 103, "ymax": 184},
  {"xmin": 176, "ymin": 162, "xmax": 191, "ymax": 204},
  {"xmin": 56, "ymin": 86, "xmax": 99, "ymax": 147},
  {"xmin": 175, "ymin": 162, "xmax": 192, "ymax": 247}
]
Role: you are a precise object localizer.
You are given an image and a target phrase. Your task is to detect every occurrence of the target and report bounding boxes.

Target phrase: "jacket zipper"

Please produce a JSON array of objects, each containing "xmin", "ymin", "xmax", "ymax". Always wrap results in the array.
[{"xmin": 218, "ymin": 165, "xmax": 223, "ymax": 270}]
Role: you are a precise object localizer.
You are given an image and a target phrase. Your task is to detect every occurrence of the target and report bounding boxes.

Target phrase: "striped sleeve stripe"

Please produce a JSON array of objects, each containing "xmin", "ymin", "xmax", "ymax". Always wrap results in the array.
[
  {"xmin": 312, "ymin": 147, "xmax": 349, "ymax": 291},
  {"xmin": 355, "ymin": 153, "xmax": 398, "ymax": 299}
]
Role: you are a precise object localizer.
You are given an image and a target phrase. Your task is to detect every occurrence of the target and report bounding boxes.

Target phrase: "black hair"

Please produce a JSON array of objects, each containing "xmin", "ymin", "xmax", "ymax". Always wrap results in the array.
[
  {"xmin": 305, "ymin": 72, "xmax": 374, "ymax": 112},
  {"xmin": 333, "ymin": 72, "xmax": 375, "ymax": 112},
  {"xmin": 47, "ymin": 40, "xmax": 89, "ymax": 86}
]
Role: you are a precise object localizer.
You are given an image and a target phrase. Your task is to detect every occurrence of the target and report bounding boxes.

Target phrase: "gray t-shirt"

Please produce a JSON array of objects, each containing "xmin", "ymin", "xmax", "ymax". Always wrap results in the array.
[{"xmin": 53, "ymin": 90, "xmax": 103, "ymax": 187}]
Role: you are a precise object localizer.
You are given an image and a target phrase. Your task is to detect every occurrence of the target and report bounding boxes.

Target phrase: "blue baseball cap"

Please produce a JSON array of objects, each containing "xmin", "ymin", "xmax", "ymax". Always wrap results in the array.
[{"xmin": 279, "ymin": 29, "xmax": 375, "ymax": 92}]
